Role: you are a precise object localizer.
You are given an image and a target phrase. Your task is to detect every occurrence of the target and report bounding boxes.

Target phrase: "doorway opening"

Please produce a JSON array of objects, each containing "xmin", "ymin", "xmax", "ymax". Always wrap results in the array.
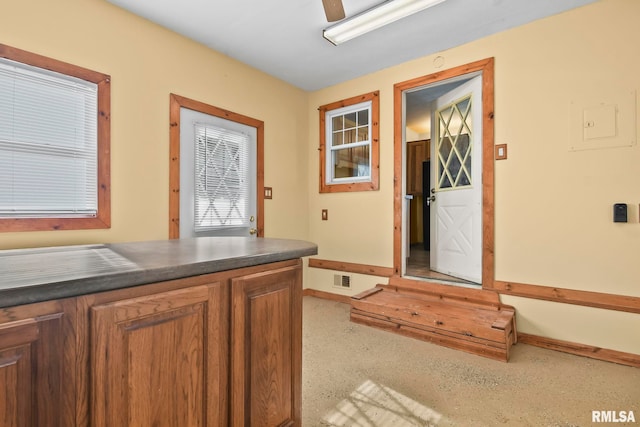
[
  {"xmin": 168, "ymin": 94, "xmax": 265, "ymax": 239},
  {"xmin": 393, "ymin": 58, "xmax": 495, "ymax": 289}
]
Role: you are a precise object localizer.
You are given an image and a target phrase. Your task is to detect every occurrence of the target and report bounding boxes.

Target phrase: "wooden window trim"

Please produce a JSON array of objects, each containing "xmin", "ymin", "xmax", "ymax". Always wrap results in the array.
[
  {"xmin": 0, "ymin": 44, "xmax": 111, "ymax": 232},
  {"xmin": 319, "ymin": 90, "xmax": 379, "ymax": 193}
]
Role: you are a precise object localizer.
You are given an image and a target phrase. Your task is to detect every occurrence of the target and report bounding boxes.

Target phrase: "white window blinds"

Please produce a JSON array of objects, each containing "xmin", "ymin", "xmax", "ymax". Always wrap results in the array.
[
  {"xmin": 194, "ymin": 123, "xmax": 250, "ymax": 232},
  {"xmin": 0, "ymin": 58, "xmax": 98, "ymax": 218}
]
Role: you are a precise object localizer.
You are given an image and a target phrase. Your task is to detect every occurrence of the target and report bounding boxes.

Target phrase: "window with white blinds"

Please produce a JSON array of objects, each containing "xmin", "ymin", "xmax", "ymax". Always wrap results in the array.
[
  {"xmin": 0, "ymin": 58, "xmax": 98, "ymax": 218},
  {"xmin": 194, "ymin": 123, "xmax": 250, "ymax": 232}
]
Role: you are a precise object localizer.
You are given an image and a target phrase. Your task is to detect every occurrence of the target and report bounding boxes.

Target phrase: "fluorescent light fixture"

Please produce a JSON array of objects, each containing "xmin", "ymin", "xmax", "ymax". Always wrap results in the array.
[{"xmin": 323, "ymin": 0, "xmax": 446, "ymax": 45}]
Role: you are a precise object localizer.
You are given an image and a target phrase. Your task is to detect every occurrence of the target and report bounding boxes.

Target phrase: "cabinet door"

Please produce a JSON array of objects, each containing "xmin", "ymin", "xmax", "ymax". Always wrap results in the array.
[
  {"xmin": 407, "ymin": 140, "xmax": 430, "ymax": 195},
  {"xmin": 231, "ymin": 262, "xmax": 302, "ymax": 427},
  {"xmin": 90, "ymin": 283, "xmax": 225, "ymax": 427},
  {"xmin": 0, "ymin": 300, "xmax": 76, "ymax": 427}
]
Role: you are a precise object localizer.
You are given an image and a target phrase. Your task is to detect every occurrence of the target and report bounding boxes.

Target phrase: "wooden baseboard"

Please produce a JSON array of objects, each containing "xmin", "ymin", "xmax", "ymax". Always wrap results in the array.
[
  {"xmin": 309, "ymin": 259, "xmax": 640, "ymax": 316},
  {"xmin": 303, "ymin": 288, "xmax": 351, "ymax": 304},
  {"xmin": 493, "ymin": 280, "xmax": 640, "ymax": 314},
  {"xmin": 518, "ymin": 333, "xmax": 640, "ymax": 368},
  {"xmin": 308, "ymin": 258, "xmax": 393, "ymax": 277},
  {"xmin": 308, "ymin": 258, "xmax": 640, "ymax": 315}
]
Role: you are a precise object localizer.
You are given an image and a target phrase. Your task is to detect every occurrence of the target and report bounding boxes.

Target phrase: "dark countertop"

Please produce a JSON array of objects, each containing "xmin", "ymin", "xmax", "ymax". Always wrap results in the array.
[{"xmin": 0, "ymin": 237, "xmax": 317, "ymax": 308}]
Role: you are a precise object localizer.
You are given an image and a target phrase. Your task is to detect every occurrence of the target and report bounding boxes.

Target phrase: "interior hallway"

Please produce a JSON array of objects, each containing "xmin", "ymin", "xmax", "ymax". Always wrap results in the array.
[
  {"xmin": 302, "ymin": 296, "xmax": 640, "ymax": 426},
  {"xmin": 406, "ymin": 245, "xmax": 477, "ymax": 286}
]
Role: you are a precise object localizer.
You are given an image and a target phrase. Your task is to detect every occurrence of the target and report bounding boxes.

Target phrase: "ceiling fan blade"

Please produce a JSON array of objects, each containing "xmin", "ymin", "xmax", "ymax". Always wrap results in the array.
[{"xmin": 322, "ymin": 0, "xmax": 345, "ymax": 22}]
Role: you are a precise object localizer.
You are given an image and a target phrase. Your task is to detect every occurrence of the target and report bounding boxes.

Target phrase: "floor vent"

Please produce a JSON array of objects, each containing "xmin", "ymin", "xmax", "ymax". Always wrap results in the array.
[{"xmin": 333, "ymin": 274, "xmax": 351, "ymax": 289}]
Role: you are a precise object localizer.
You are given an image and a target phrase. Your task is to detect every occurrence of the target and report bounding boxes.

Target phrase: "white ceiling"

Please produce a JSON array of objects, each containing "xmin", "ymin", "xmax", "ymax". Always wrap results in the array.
[{"xmin": 105, "ymin": 0, "xmax": 597, "ymax": 92}]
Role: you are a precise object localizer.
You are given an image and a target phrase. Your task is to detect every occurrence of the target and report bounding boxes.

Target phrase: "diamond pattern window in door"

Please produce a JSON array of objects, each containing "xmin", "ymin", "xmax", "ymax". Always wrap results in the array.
[
  {"xmin": 436, "ymin": 94, "xmax": 473, "ymax": 190},
  {"xmin": 194, "ymin": 123, "xmax": 250, "ymax": 231}
]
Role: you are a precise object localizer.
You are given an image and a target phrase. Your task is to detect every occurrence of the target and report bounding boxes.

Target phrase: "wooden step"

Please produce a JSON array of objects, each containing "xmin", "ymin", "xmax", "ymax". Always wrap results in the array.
[{"xmin": 350, "ymin": 280, "xmax": 517, "ymax": 362}]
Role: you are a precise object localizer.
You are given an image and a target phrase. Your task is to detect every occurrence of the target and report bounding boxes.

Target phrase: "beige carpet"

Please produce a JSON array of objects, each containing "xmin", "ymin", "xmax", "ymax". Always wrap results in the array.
[{"xmin": 302, "ymin": 296, "xmax": 640, "ymax": 427}]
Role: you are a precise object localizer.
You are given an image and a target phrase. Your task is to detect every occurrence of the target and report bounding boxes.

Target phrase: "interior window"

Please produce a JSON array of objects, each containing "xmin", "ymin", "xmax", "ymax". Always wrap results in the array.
[
  {"xmin": 319, "ymin": 90, "xmax": 379, "ymax": 193},
  {"xmin": 0, "ymin": 44, "xmax": 110, "ymax": 232}
]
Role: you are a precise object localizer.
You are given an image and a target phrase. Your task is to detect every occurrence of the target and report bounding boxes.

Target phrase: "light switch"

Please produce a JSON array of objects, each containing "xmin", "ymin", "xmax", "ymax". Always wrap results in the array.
[
  {"xmin": 264, "ymin": 187, "xmax": 273, "ymax": 199},
  {"xmin": 495, "ymin": 144, "xmax": 507, "ymax": 160},
  {"xmin": 321, "ymin": 209, "xmax": 328, "ymax": 221}
]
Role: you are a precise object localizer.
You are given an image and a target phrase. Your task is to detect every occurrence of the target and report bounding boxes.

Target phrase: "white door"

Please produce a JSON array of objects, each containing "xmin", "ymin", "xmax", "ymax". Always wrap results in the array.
[
  {"xmin": 429, "ymin": 76, "xmax": 482, "ymax": 283},
  {"xmin": 179, "ymin": 107, "xmax": 257, "ymax": 238}
]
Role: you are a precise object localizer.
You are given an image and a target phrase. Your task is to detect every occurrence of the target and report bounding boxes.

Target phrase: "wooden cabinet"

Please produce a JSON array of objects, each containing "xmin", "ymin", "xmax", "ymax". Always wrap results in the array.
[
  {"xmin": 89, "ymin": 282, "xmax": 226, "ymax": 427},
  {"xmin": 0, "ymin": 258, "xmax": 303, "ymax": 427},
  {"xmin": 406, "ymin": 139, "xmax": 430, "ymax": 195},
  {"xmin": 231, "ymin": 264, "xmax": 302, "ymax": 427},
  {"xmin": 0, "ymin": 299, "xmax": 76, "ymax": 427}
]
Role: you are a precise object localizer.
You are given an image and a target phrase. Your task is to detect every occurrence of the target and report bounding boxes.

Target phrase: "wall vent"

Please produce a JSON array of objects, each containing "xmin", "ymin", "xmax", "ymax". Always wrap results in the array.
[{"xmin": 333, "ymin": 274, "xmax": 351, "ymax": 289}]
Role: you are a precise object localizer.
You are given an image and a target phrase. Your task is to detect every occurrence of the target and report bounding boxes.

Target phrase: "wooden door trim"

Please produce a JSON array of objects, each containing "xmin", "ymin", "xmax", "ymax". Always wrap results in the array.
[
  {"xmin": 169, "ymin": 94, "xmax": 265, "ymax": 239},
  {"xmin": 393, "ymin": 58, "xmax": 495, "ymax": 288}
]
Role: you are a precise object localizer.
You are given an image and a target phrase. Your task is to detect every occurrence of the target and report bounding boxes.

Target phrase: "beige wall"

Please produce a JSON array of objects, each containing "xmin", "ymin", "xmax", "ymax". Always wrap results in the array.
[
  {"xmin": 307, "ymin": 0, "xmax": 640, "ymax": 354},
  {"xmin": 1, "ymin": 0, "xmax": 309, "ymax": 249}
]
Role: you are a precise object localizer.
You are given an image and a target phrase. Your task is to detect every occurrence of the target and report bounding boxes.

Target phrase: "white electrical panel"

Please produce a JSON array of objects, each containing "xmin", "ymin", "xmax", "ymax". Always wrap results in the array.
[{"xmin": 568, "ymin": 89, "xmax": 636, "ymax": 151}]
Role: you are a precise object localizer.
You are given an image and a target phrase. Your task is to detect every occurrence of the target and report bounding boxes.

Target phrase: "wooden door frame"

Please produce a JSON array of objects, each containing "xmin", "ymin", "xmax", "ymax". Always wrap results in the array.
[
  {"xmin": 169, "ymin": 94, "xmax": 265, "ymax": 239},
  {"xmin": 393, "ymin": 58, "xmax": 495, "ymax": 288}
]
